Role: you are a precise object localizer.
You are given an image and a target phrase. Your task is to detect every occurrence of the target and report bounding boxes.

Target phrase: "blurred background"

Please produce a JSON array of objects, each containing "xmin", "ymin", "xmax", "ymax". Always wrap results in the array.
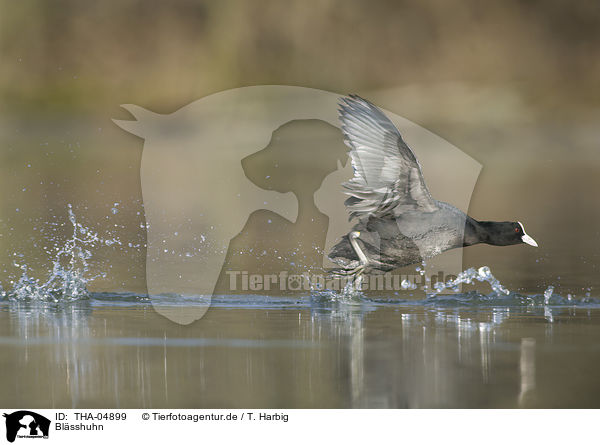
[{"xmin": 1, "ymin": 0, "xmax": 600, "ymax": 295}]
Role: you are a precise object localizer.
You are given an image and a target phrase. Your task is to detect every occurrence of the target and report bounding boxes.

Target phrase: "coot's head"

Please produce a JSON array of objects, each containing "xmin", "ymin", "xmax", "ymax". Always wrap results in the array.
[{"xmin": 481, "ymin": 221, "xmax": 538, "ymax": 247}]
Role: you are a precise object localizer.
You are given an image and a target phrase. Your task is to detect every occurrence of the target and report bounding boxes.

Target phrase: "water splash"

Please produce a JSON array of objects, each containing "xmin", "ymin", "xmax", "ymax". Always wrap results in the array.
[
  {"xmin": 429, "ymin": 266, "xmax": 510, "ymax": 297},
  {"xmin": 3, "ymin": 205, "xmax": 118, "ymax": 303},
  {"xmin": 544, "ymin": 285, "xmax": 554, "ymax": 305},
  {"xmin": 401, "ymin": 279, "xmax": 417, "ymax": 290},
  {"xmin": 426, "ymin": 266, "xmax": 576, "ymax": 308},
  {"xmin": 315, "ymin": 262, "xmax": 590, "ymax": 312}
]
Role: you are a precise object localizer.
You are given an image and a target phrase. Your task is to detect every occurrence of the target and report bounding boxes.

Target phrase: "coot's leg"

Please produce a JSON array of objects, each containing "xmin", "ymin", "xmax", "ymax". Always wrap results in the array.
[
  {"xmin": 327, "ymin": 232, "xmax": 370, "ymax": 290},
  {"xmin": 349, "ymin": 231, "xmax": 368, "ymax": 264},
  {"xmin": 348, "ymin": 231, "xmax": 369, "ymax": 290}
]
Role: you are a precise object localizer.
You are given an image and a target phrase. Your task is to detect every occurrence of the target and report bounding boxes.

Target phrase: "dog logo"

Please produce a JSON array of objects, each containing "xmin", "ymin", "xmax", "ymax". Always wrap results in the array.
[{"xmin": 3, "ymin": 411, "xmax": 50, "ymax": 442}]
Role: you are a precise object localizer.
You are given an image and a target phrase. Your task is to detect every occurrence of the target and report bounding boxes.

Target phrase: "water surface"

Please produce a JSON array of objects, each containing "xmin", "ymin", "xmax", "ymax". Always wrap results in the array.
[{"xmin": 1, "ymin": 292, "xmax": 599, "ymax": 408}]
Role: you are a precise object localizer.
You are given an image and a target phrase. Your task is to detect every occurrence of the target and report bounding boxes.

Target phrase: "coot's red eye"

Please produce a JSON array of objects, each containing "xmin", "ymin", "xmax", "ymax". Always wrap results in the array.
[{"xmin": 515, "ymin": 227, "xmax": 520, "ymax": 233}]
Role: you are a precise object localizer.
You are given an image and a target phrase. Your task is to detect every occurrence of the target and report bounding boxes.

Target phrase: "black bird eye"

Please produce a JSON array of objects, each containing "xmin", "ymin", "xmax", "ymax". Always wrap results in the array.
[{"xmin": 515, "ymin": 227, "xmax": 520, "ymax": 233}]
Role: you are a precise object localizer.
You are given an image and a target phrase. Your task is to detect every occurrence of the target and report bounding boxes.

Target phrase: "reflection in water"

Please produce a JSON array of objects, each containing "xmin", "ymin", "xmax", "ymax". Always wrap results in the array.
[
  {"xmin": 519, "ymin": 337, "xmax": 536, "ymax": 407},
  {"xmin": 6, "ymin": 301, "xmax": 95, "ymax": 407},
  {"xmin": 310, "ymin": 305, "xmax": 367, "ymax": 407},
  {"xmin": 349, "ymin": 315, "xmax": 364, "ymax": 406},
  {"xmin": 0, "ymin": 297, "xmax": 599, "ymax": 408}
]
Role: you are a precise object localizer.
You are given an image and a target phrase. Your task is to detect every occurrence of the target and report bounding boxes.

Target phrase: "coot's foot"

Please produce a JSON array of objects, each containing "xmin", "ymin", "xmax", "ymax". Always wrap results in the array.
[
  {"xmin": 326, "ymin": 265, "xmax": 365, "ymax": 294},
  {"xmin": 328, "ymin": 263, "xmax": 365, "ymax": 278},
  {"xmin": 328, "ymin": 230, "xmax": 371, "ymax": 292}
]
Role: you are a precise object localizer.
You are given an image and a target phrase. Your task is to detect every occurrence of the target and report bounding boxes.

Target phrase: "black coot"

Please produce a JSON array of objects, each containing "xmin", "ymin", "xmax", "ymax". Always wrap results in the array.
[{"xmin": 329, "ymin": 95, "xmax": 537, "ymax": 280}]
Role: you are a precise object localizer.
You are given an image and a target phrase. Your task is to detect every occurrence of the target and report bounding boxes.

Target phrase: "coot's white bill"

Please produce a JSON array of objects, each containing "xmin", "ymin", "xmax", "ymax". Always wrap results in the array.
[{"xmin": 518, "ymin": 222, "xmax": 538, "ymax": 247}]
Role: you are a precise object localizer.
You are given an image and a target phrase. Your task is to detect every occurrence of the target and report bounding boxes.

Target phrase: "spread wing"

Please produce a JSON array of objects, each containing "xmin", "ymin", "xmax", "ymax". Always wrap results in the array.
[{"xmin": 339, "ymin": 94, "xmax": 437, "ymax": 219}]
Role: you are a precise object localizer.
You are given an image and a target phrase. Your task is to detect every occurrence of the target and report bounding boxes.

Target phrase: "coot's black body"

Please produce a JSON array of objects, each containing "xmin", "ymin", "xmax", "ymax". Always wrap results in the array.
[{"xmin": 329, "ymin": 95, "xmax": 537, "ymax": 277}]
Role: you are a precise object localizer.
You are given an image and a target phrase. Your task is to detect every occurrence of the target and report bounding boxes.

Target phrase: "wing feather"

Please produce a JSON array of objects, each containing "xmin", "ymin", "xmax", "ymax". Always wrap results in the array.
[{"xmin": 339, "ymin": 94, "xmax": 437, "ymax": 219}]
